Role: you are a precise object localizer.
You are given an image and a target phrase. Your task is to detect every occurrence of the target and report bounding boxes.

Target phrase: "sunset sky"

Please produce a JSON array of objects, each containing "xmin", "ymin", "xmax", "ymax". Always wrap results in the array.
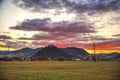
[{"xmin": 0, "ymin": 0, "xmax": 120, "ymax": 54}]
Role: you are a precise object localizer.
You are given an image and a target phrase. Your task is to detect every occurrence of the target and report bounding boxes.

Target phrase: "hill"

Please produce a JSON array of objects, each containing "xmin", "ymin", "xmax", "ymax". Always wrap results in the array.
[{"xmin": 0, "ymin": 44, "xmax": 89, "ymax": 59}]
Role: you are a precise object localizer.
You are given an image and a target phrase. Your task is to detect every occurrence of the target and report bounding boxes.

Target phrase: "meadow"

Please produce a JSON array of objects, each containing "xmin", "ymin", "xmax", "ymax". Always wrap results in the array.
[{"xmin": 0, "ymin": 61, "xmax": 119, "ymax": 80}]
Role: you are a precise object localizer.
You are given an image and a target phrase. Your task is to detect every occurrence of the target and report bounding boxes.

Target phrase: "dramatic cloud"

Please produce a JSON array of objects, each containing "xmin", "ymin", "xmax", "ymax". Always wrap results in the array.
[
  {"xmin": 17, "ymin": 32, "xmax": 88, "ymax": 45},
  {"xmin": 0, "ymin": 32, "xmax": 10, "ymax": 34},
  {"xmin": 10, "ymin": 18, "xmax": 96, "ymax": 34},
  {"xmin": 31, "ymin": 40, "xmax": 85, "ymax": 48},
  {"xmin": 0, "ymin": 0, "xmax": 2, "ymax": 2},
  {"xmin": 5, "ymin": 41, "xmax": 23, "ymax": 49},
  {"xmin": 112, "ymin": 34, "xmax": 120, "ymax": 37},
  {"xmin": 0, "ymin": 44, "xmax": 6, "ymax": 47},
  {"xmin": 0, "ymin": 35, "xmax": 12, "ymax": 39},
  {"xmin": 11, "ymin": 17, "xmax": 97, "ymax": 48},
  {"xmin": 86, "ymin": 39, "xmax": 120, "ymax": 50},
  {"xmin": 31, "ymin": 40, "xmax": 55, "ymax": 47},
  {"xmin": 17, "ymin": 32, "xmax": 113, "ymax": 48},
  {"xmin": 84, "ymin": 35, "xmax": 113, "ymax": 42},
  {"xmin": 13, "ymin": 0, "xmax": 120, "ymax": 14},
  {"xmin": 17, "ymin": 37, "xmax": 34, "ymax": 40},
  {"xmin": 17, "ymin": 35, "xmax": 87, "ymax": 48},
  {"xmin": 5, "ymin": 40, "xmax": 30, "ymax": 49}
]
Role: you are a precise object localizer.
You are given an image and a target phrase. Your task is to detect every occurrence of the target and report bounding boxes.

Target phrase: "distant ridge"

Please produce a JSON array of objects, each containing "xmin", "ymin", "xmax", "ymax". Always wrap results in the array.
[
  {"xmin": 63, "ymin": 47, "xmax": 88, "ymax": 58},
  {"xmin": 0, "ymin": 44, "xmax": 89, "ymax": 59},
  {"xmin": 32, "ymin": 44, "xmax": 82, "ymax": 59},
  {"xmin": 0, "ymin": 45, "xmax": 120, "ymax": 60}
]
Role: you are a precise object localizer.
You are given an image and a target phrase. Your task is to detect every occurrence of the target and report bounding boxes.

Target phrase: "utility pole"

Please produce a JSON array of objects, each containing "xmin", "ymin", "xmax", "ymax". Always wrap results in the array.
[
  {"xmin": 93, "ymin": 42, "xmax": 96, "ymax": 62},
  {"xmin": 8, "ymin": 45, "xmax": 9, "ymax": 52}
]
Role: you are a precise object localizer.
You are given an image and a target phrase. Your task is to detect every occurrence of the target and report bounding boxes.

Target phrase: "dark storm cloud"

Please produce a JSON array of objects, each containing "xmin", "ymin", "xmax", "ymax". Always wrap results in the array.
[
  {"xmin": 10, "ymin": 18, "xmax": 96, "ymax": 33},
  {"xmin": 13, "ymin": 0, "xmax": 120, "ymax": 13},
  {"xmin": 0, "ymin": 35, "xmax": 12, "ymax": 39}
]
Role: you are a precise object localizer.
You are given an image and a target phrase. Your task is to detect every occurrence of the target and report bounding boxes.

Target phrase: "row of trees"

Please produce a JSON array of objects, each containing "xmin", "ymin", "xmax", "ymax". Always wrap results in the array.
[{"xmin": 0, "ymin": 55, "xmax": 119, "ymax": 61}]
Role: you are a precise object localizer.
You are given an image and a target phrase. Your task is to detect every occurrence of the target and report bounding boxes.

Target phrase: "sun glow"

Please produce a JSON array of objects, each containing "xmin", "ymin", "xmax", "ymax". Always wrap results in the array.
[
  {"xmin": 86, "ymin": 49, "xmax": 120, "ymax": 54},
  {"xmin": 0, "ymin": 47, "xmax": 16, "ymax": 51},
  {"xmin": 0, "ymin": 0, "xmax": 120, "ymax": 54}
]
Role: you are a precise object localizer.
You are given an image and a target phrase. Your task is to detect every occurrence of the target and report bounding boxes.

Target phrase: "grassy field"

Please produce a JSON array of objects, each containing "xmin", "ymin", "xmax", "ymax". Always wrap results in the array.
[{"xmin": 0, "ymin": 61, "xmax": 119, "ymax": 80}]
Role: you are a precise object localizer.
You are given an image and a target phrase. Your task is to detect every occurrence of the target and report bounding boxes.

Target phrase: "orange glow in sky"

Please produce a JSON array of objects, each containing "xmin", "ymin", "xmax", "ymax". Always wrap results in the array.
[{"xmin": 0, "ymin": 0, "xmax": 120, "ymax": 54}]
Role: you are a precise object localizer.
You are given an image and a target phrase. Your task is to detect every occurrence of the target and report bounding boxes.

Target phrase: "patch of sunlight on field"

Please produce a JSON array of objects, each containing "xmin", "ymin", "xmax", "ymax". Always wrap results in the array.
[{"xmin": 0, "ymin": 61, "xmax": 120, "ymax": 80}]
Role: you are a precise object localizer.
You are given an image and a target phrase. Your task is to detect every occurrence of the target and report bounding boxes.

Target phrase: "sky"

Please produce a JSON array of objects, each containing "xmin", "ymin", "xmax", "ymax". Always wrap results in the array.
[{"xmin": 0, "ymin": 0, "xmax": 120, "ymax": 54}]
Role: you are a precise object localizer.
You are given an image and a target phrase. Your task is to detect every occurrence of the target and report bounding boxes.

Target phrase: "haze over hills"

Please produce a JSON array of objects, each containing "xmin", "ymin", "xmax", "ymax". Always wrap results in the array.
[{"xmin": 0, "ymin": 44, "xmax": 120, "ymax": 60}]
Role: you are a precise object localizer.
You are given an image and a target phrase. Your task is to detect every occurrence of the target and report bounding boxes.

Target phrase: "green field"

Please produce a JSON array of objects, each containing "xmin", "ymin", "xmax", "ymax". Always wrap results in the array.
[{"xmin": 0, "ymin": 61, "xmax": 119, "ymax": 80}]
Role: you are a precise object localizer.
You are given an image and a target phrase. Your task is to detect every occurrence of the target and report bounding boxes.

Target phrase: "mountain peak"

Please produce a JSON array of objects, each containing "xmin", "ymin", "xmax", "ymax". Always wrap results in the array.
[{"xmin": 47, "ymin": 44, "xmax": 57, "ymax": 48}]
